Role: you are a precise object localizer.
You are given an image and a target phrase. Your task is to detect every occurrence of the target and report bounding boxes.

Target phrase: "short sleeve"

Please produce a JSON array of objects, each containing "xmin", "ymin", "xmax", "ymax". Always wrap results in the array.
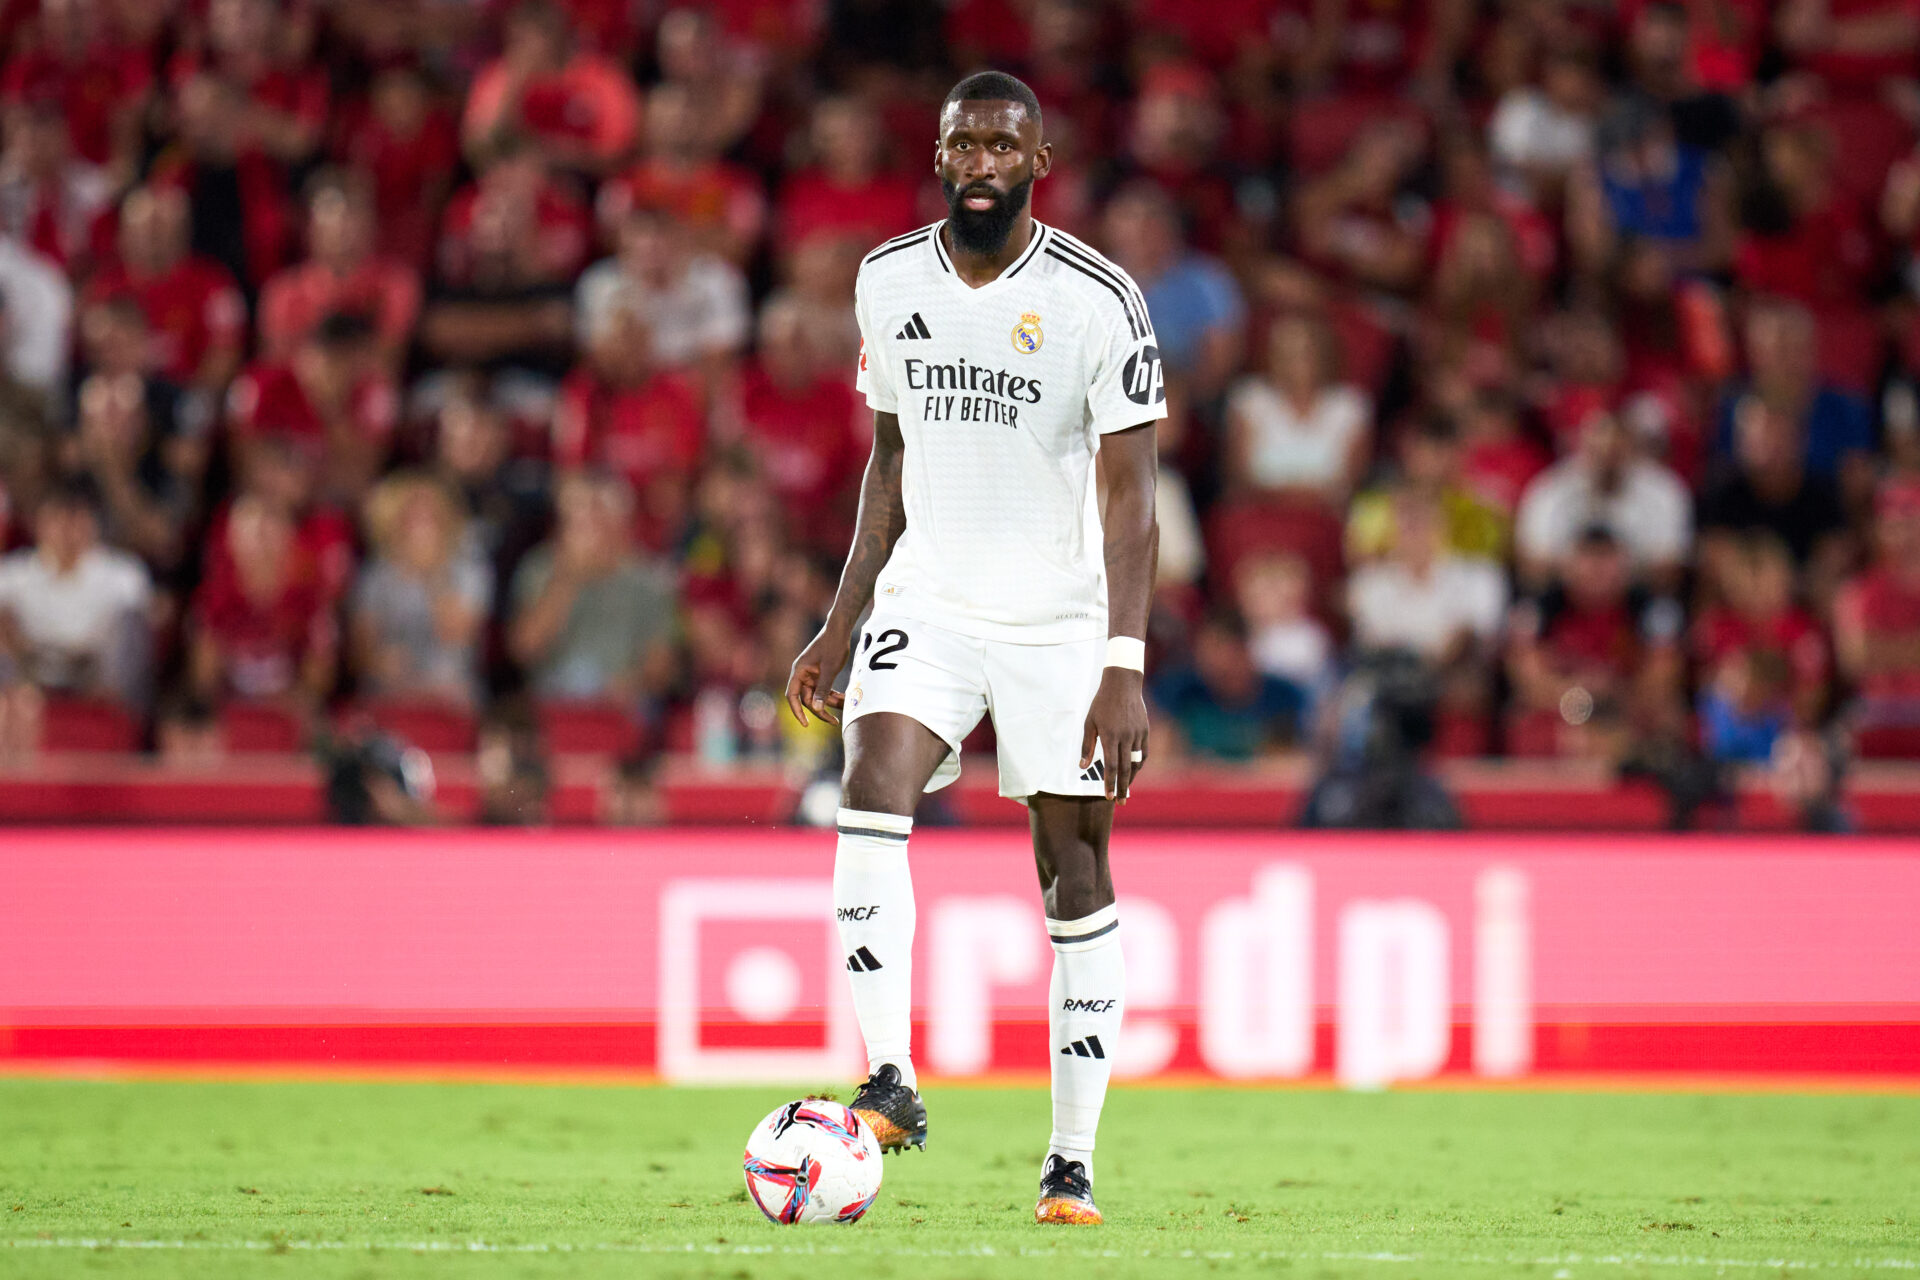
[
  {"xmin": 853, "ymin": 272, "xmax": 897, "ymax": 413},
  {"xmin": 1087, "ymin": 297, "xmax": 1170, "ymax": 435}
]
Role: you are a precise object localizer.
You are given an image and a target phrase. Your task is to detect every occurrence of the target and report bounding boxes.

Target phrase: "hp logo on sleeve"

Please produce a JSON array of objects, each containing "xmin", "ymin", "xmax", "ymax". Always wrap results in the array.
[{"xmin": 1122, "ymin": 344, "xmax": 1164, "ymax": 406}]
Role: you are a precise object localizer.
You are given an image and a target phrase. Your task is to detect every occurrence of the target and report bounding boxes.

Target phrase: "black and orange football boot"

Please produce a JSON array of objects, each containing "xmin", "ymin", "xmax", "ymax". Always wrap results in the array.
[
  {"xmin": 1033, "ymin": 1154, "xmax": 1101, "ymax": 1225},
  {"xmin": 849, "ymin": 1064, "xmax": 927, "ymax": 1153}
]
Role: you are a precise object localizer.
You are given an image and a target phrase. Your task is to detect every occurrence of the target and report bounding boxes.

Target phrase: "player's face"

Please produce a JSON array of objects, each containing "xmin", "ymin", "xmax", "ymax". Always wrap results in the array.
[{"xmin": 935, "ymin": 99, "xmax": 1051, "ymax": 254}]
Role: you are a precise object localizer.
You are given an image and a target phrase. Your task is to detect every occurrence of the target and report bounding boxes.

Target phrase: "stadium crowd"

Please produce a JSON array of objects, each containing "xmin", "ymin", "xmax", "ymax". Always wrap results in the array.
[{"xmin": 1, "ymin": 0, "xmax": 1919, "ymax": 819}]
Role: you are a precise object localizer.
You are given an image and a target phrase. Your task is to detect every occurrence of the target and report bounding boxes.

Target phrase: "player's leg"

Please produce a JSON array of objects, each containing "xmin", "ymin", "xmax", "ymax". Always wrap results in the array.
[
  {"xmin": 1030, "ymin": 792, "xmax": 1121, "ymax": 1224},
  {"xmin": 982, "ymin": 634, "xmax": 1121, "ymax": 1222},
  {"xmin": 835, "ymin": 618, "xmax": 985, "ymax": 1151}
]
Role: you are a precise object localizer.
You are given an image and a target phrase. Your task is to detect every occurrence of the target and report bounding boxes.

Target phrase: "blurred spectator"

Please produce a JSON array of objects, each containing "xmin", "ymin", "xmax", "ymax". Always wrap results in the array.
[
  {"xmin": 1490, "ymin": 46, "xmax": 1601, "ymax": 194},
  {"xmin": 776, "ymin": 96, "xmax": 921, "ymax": 263},
  {"xmin": 0, "ymin": 230, "xmax": 71, "ymax": 401},
  {"xmin": 226, "ymin": 313, "xmax": 397, "ymax": 508},
  {"xmin": 1776, "ymin": 0, "xmax": 1920, "ymax": 92},
  {"xmin": 552, "ymin": 308, "xmax": 703, "ymax": 552},
  {"xmin": 1506, "ymin": 526, "xmax": 1687, "ymax": 757},
  {"xmin": 462, "ymin": 0, "xmax": 640, "ymax": 177},
  {"xmin": 0, "ymin": 482, "xmax": 152, "ymax": 748},
  {"xmin": 601, "ymin": 81, "xmax": 767, "ymax": 267},
  {"xmin": 424, "ymin": 141, "xmax": 582, "ymax": 378},
  {"xmin": 576, "ymin": 202, "xmax": 750, "ymax": 394},
  {"xmin": 186, "ymin": 491, "xmax": 339, "ymax": 711},
  {"xmin": 1457, "ymin": 389, "xmax": 1550, "ymax": 518},
  {"xmin": 1694, "ymin": 532, "xmax": 1830, "ymax": 763},
  {"xmin": 429, "ymin": 384, "xmax": 549, "ymax": 597},
  {"xmin": 1714, "ymin": 298, "xmax": 1875, "ymax": 501},
  {"xmin": 331, "ymin": 66, "xmax": 460, "ymax": 273},
  {"xmin": 1515, "ymin": 409, "xmax": 1692, "ymax": 587},
  {"xmin": 1234, "ymin": 551, "xmax": 1334, "ymax": 709},
  {"xmin": 508, "ymin": 471, "xmax": 676, "ymax": 703},
  {"xmin": 1619, "ymin": 2, "xmax": 1747, "ymax": 149},
  {"xmin": 0, "ymin": 0, "xmax": 152, "ymax": 179},
  {"xmin": 258, "ymin": 169, "xmax": 422, "ymax": 369},
  {"xmin": 1296, "ymin": 119, "xmax": 1429, "ymax": 294},
  {"xmin": 170, "ymin": 0, "xmax": 328, "ymax": 165},
  {"xmin": 1735, "ymin": 120, "xmax": 1877, "ymax": 310},
  {"xmin": 350, "ymin": 472, "xmax": 491, "ymax": 708},
  {"xmin": 148, "ymin": 72, "xmax": 294, "ymax": 290},
  {"xmin": 1348, "ymin": 488, "xmax": 1507, "ymax": 677},
  {"xmin": 1112, "ymin": 63, "xmax": 1248, "ymax": 256},
  {"xmin": 84, "ymin": 185, "xmax": 246, "ymax": 393},
  {"xmin": 1700, "ymin": 395, "xmax": 1851, "ymax": 592},
  {"xmin": 475, "ymin": 698, "xmax": 550, "ymax": 824},
  {"xmin": 0, "ymin": 97, "xmax": 113, "ymax": 271},
  {"xmin": 1833, "ymin": 478, "xmax": 1920, "ymax": 752},
  {"xmin": 62, "ymin": 328, "xmax": 201, "ymax": 576},
  {"xmin": 723, "ymin": 291, "xmax": 862, "ymax": 554},
  {"xmin": 1150, "ymin": 402, "xmax": 1205, "ymax": 604},
  {"xmin": 1224, "ymin": 313, "xmax": 1370, "ymax": 508},
  {"xmin": 1570, "ymin": 94, "xmax": 1732, "ymax": 277},
  {"xmin": 1347, "ymin": 415, "xmax": 1506, "ymax": 564},
  {"xmin": 1100, "ymin": 182, "xmax": 1243, "ymax": 405},
  {"xmin": 1148, "ymin": 607, "xmax": 1305, "ymax": 761},
  {"xmin": 653, "ymin": 6, "xmax": 765, "ymax": 159}
]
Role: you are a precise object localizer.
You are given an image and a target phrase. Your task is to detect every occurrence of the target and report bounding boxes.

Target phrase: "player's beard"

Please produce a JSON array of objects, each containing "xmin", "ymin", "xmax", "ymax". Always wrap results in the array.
[{"xmin": 942, "ymin": 175, "xmax": 1033, "ymax": 256}]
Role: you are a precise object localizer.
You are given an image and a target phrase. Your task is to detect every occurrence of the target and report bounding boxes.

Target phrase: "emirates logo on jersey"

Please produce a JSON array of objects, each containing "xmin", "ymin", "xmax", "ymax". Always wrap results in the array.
[{"xmin": 1012, "ymin": 310, "xmax": 1043, "ymax": 354}]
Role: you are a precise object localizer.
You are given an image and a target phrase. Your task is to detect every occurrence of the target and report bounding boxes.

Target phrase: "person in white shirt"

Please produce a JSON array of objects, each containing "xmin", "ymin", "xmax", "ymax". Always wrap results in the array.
[
  {"xmin": 1489, "ymin": 48, "xmax": 1601, "ymax": 193},
  {"xmin": 783, "ymin": 71, "xmax": 1163, "ymax": 1228},
  {"xmin": 0, "ymin": 484, "xmax": 153, "ymax": 751},
  {"xmin": 1349, "ymin": 489, "xmax": 1508, "ymax": 666},
  {"xmin": 0, "ymin": 233, "xmax": 73, "ymax": 399},
  {"xmin": 1515, "ymin": 408, "xmax": 1692, "ymax": 588},
  {"xmin": 575, "ymin": 203, "xmax": 749, "ymax": 391},
  {"xmin": 1225, "ymin": 312, "xmax": 1370, "ymax": 506}
]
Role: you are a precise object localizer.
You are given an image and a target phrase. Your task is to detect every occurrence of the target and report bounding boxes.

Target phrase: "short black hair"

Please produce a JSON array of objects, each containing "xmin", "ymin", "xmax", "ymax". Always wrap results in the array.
[{"xmin": 942, "ymin": 71, "xmax": 1042, "ymax": 133}]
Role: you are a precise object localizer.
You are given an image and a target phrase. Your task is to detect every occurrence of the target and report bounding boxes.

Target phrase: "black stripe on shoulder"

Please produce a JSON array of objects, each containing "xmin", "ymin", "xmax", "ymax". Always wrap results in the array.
[
  {"xmin": 1044, "ymin": 247, "xmax": 1141, "ymax": 339},
  {"xmin": 1003, "ymin": 223, "xmax": 1049, "ymax": 279},
  {"xmin": 1047, "ymin": 234, "xmax": 1151, "ymax": 336},
  {"xmin": 930, "ymin": 225, "xmax": 953, "ymax": 273},
  {"xmin": 864, "ymin": 234, "xmax": 931, "ymax": 265}
]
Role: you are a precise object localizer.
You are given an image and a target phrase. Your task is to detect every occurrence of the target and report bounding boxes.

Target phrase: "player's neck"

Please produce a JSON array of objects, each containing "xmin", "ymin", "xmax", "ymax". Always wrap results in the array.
[{"xmin": 942, "ymin": 214, "xmax": 1035, "ymax": 289}]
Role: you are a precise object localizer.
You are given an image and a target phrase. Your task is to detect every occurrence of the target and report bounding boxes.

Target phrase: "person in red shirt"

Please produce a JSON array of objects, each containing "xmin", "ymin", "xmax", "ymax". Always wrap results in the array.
[
  {"xmin": 1834, "ymin": 477, "xmax": 1920, "ymax": 751},
  {"xmin": 1693, "ymin": 532, "xmax": 1831, "ymax": 728},
  {"xmin": 722, "ymin": 291, "xmax": 863, "ymax": 554},
  {"xmin": 145, "ymin": 71, "xmax": 294, "ymax": 290},
  {"xmin": 436, "ymin": 138, "xmax": 590, "ymax": 289},
  {"xmin": 599, "ymin": 81, "xmax": 768, "ymax": 267},
  {"xmin": 1777, "ymin": 0, "xmax": 1920, "ymax": 93},
  {"xmin": 187, "ymin": 489, "xmax": 338, "ymax": 711},
  {"xmin": 776, "ymin": 96, "xmax": 921, "ymax": 258},
  {"xmin": 330, "ymin": 66, "xmax": 459, "ymax": 273},
  {"xmin": 462, "ymin": 0, "xmax": 641, "ymax": 177},
  {"xmin": 258, "ymin": 169, "xmax": 422, "ymax": 370},
  {"xmin": 0, "ymin": 0, "xmax": 152, "ymax": 180},
  {"xmin": 226, "ymin": 313, "xmax": 398, "ymax": 509},
  {"xmin": 552, "ymin": 307, "xmax": 704, "ymax": 553},
  {"xmin": 168, "ymin": 0, "xmax": 328, "ymax": 165},
  {"xmin": 0, "ymin": 96, "xmax": 114, "ymax": 272},
  {"xmin": 84, "ymin": 183, "xmax": 246, "ymax": 393},
  {"xmin": 1735, "ymin": 120, "xmax": 1878, "ymax": 309}
]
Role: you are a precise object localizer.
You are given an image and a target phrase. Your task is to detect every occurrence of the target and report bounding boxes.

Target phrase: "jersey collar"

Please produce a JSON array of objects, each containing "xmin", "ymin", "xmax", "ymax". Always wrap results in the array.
[{"xmin": 932, "ymin": 219, "xmax": 1050, "ymax": 291}]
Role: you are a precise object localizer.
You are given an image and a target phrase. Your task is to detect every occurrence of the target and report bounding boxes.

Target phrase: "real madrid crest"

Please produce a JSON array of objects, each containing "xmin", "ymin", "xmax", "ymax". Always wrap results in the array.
[{"xmin": 1012, "ymin": 310, "xmax": 1043, "ymax": 354}]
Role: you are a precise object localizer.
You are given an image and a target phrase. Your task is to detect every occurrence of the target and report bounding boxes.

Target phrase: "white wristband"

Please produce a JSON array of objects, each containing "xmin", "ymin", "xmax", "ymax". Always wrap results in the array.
[{"xmin": 1104, "ymin": 636, "xmax": 1146, "ymax": 672}]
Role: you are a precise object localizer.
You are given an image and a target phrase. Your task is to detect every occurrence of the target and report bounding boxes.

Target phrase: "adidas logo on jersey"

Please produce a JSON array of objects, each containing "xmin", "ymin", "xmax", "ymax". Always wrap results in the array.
[
  {"xmin": 846, "ymin": 947, "xmax": 884, "ymax": 972},
  {"xmin": 895, "ymin": 313, "xmax": 932, "ymax": 340},
  {"xmin": 1060, "ymin": 1035, "xmax": 1106, "ymax": 1059}
]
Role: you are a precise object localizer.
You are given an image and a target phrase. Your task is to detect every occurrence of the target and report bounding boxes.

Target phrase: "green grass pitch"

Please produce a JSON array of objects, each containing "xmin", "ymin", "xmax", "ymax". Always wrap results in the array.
[{"xmin": 1, "ymin": 1077, "xmax": 1915, "ymax": 1278}]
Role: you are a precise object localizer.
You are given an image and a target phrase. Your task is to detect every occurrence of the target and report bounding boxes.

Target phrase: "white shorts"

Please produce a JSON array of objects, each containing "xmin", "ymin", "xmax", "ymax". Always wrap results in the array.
[{"xmin": 842, "ymin": 611, "xmax": 1108, "ymax": 801}]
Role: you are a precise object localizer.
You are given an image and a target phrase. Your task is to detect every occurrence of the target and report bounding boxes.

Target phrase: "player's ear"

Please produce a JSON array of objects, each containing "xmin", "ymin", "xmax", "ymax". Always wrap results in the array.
[{"xmin": 1033, "ymin": 142, "xmax": 1053, "ymax": 181}]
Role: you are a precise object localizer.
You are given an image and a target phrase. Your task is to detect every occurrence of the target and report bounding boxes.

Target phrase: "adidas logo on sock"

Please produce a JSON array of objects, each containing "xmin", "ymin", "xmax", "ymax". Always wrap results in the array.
[
  {"xmin": 1059, "ymin": 1035, "xmax": 1106, "ymax": 1059},
  {"xmin": 845, "ymin": 946, "xmax": 884, "ymax": 972},
  {"xmin": 1079, "ymin": 759, "xmax": 1105, "ymax": 783},
  {"xmin": 895, "ymin": 313, "xmax": 932, "ymax": 340}
]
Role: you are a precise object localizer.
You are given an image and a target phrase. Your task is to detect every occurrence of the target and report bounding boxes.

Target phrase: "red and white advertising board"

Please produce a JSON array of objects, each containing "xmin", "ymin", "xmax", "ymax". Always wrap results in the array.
[{"xmin": 2, "ymin": 829, "xmax": 1915, "ymax": 1080}]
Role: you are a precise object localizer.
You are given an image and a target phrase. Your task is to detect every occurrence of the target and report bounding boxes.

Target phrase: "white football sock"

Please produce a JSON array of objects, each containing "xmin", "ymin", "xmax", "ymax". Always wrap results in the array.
[
  {"xmin": 1047, "ymin": 904, "xmax": 1124, "ymax": 1184},
  {"xmin": 833, "ymin": 807, "xmax": 917, "ymax": 1092}
]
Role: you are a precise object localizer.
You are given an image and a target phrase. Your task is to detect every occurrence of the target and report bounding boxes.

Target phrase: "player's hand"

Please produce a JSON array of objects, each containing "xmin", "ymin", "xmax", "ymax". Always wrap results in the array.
[
  {"xmin": 1080, "ymin": 668, "xmax": 1149, "ymax": 802},
  {"xmin": 786, "ymin": 622, "xmax": 854, "ymax": 728}
]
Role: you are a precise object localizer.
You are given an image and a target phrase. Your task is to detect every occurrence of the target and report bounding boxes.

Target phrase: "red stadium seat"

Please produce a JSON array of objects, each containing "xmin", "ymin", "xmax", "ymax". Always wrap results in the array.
[
  {"xmin": 220, "ymin": 702, "xmax": 304, "ymax": 754},
  {"xmin": 538, "ymin": 700, "xmax": 642, "ymax": 757},
  {"xmin": 1804, "ymin": 99, "xmax": 1915, "ymax": 206},
  {"xmin": 1205, "ymin": 500, "xmax": 1346, "ymax": 615},
  {"xmin": 1813, "ymin": 307, "xmax": 1886, "ymax": 394},
  {"xmin": 1856, "ymin": 725, "xmax": 1920, "ymax": 759},
  {"xmin": 39, "ymin": 697, "xmax": 140, "ymax": 752},
  {"xmin": 1431, "ymin": 709, "xmax": 1490, "ymax": 758},
  {"xmin": 353, "ymin": 700, "xmax": 478, "ymax": 754}
]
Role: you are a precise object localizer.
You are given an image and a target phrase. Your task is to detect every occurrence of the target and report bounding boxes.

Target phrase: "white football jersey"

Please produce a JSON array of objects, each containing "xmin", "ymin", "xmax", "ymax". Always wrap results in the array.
[{"xmin": 853, "ymin": 220, "xmax": 1168, "ymax": 643}]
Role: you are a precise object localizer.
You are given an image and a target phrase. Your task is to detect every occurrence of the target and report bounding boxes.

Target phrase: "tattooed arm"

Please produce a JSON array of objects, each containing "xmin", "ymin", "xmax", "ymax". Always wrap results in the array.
[{"xmin": 785, "ymin": 411, "xmax": 906, "ymax": 726}]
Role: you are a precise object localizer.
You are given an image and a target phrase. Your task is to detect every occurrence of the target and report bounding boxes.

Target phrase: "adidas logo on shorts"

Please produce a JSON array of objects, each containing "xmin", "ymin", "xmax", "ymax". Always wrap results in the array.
[{"xmin": 1079, "ymin": 759, "xmax": 1105, "ymax": 783}]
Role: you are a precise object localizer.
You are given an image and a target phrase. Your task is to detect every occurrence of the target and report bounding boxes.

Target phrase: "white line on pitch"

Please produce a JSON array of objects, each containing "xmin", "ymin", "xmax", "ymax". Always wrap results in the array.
[{"xmin": 2, "ymin": 1240, "xmax": 1916, "ymax": 1269}]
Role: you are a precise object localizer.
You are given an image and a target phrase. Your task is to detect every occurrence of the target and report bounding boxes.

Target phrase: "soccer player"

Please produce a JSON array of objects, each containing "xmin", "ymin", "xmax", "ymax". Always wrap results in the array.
[{"xmin": 785, "ymin": 71, "xmax": 1165, "ymax": 1226}]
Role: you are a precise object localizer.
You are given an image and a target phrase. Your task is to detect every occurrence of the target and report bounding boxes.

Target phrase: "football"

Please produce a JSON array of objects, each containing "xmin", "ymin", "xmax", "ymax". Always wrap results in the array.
[{"xmin": 742, "ymin": 1099, "xmax": 884, "ymax": 1224}]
